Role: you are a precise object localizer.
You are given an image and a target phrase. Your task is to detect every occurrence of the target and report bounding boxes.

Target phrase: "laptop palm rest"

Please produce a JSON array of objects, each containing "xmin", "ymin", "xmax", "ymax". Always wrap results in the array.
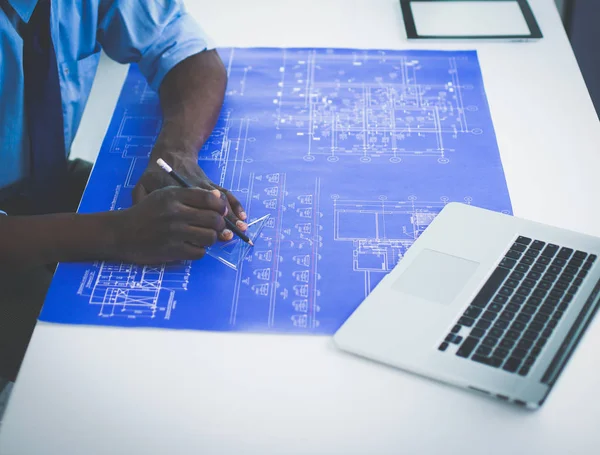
[{"xmin": 391, "ymin": 249, "xmax": 479, "ymax": 305}]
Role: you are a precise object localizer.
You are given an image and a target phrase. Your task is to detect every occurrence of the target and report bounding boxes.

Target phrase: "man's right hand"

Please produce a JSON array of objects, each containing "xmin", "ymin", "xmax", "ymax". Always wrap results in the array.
[{"xmin": 112, "ymin": 186, "xmax": 228, "ymax": 264}]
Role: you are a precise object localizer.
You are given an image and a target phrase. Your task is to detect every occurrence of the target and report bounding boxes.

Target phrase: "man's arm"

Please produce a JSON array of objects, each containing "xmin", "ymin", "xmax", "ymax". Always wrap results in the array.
[
  {"xmin": 98, "ymin": 2, "xmax": 247, "ymax": 241},
  {"xmin": 0, "ymin": 187, "xmax": 228, "ymax": 271},
  {"xmin": 132, "ymin": 51, "xmax": 245, "ymax": 224},
  {"xmin": 154, "ymin": 50, "xmax": 226, "ymax": 174},
  {"xmin": 0, "ymin": 212, "xmax": 116, "ymax": 271}
]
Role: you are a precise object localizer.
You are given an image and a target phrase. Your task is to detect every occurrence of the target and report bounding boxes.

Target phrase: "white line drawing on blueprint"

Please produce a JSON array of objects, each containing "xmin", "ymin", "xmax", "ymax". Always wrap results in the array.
[
  {"xmin": 332, "ymin": 195, "xmax": 473, "ymax": 296},
  {"xmin": 229, "ymin": 173, "xmax": 323, "ymax": 330},
  {"xmin": 274, "ymin": 50, "xmax": 479, "ymax": 164},
  {"xmin": 79, "ymin": 261, "xmax": 192, "ymax": 320}
]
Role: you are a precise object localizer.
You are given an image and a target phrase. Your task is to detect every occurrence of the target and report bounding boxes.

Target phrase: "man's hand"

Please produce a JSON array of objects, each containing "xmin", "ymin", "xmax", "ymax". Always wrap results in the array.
[
  {"xmin": 132, "ymin": 155, "xmax": 247, "ymax": 242},
  {"xmin": 131, "ymin": 50, "xmax": 247, "ymax": 243},
  {"xmin": 116, "ymin": 186, "xmax": 229, "ymax": 264}
]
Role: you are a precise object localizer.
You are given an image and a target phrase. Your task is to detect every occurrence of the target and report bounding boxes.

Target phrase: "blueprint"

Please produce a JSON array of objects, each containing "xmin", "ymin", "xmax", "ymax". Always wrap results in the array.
[{"xmin": 39, "ymin": 48, "xmax": 512, "ymax": 334}]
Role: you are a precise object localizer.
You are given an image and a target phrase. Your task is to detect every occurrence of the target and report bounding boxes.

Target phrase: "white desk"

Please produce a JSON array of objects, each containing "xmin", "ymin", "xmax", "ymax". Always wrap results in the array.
[{"xmin": 2, "ymin": 1, "xmax": 600, "ymax": 454}]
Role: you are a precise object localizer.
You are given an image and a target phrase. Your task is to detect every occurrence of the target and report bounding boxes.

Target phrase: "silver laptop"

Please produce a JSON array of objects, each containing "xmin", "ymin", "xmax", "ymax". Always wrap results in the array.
[{"xmin": 334, "ymin": 203, "xmax": 600, "ymax": 409}]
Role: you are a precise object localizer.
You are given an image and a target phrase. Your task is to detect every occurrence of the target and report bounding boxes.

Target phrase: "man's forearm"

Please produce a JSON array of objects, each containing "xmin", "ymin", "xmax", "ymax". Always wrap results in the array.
[
  {"xmin": 0, "ymin": 213, "xmax": 117, "ymax": 270},
  {"xmin": 152, "ymin": 50, "xmax": 227, "ymax": 162}
]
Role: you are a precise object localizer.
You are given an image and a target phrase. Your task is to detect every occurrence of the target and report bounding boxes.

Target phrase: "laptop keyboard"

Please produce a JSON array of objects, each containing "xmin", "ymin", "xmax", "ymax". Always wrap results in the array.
[{"xmin": 438, "ymin": 236, "xmax": 597, "ymax": 376}]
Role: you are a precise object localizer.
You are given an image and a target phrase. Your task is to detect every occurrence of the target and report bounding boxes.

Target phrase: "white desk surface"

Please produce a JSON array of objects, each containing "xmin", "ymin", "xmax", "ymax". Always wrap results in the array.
[{"xmin": 2, "ymin": 1, "xmax": 600, "ymax": 454}]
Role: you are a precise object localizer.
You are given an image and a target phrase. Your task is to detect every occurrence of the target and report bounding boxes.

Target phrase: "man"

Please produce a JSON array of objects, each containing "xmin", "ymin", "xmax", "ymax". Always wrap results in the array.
[{"xmin": 0, "ymin": 0, "xmax": 246, "ymax": 382}]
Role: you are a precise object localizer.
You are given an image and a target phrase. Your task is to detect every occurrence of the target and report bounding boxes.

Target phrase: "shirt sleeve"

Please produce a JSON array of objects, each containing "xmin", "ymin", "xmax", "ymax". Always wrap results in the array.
[{"xmin": 97, "ymin": 0, "xmax": 214, "ymax": 91}]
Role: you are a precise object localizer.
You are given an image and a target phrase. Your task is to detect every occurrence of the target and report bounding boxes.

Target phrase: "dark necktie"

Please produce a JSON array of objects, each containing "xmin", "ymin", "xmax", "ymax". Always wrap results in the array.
[{"xmin": 22, "ymin": 0, "xmax": 67, "ymax": 213}]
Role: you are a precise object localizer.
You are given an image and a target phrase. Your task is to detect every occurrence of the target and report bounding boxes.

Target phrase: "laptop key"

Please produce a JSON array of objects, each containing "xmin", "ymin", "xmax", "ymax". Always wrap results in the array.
[
  {"xmin": 582, "ymin": 261, "xmax": 593, "ymax": 271},
  {"xmin": 458, "ymin": 316, "xmax": 475, "ymax": 327},
  {"xmin": 472, "ymin": 355, "xmax": 502, "ymax": 368},
  {"xmin": 482, "ymin": 336, "xmax": 499, "ymax": 347},
  {"xmin": 494, "ymin": 347, "xmax": 510, "ymax": 359},
  {"xmin": 511, "ymin": 243, "xmax": 527, "ymax": 252},
  {"xmin": 525, "ymin": 249, "xmax": 539, "ymax": 258},
  {"xmin": 475, "ymin": 345, "xmax": 492, "ymax": 356},
  {"xmin": 541, "ymin": 244, "xmax": 559, "ymax": 258},
  {"xmin": 438, "ymin": 342, "xmax": 449, "ymax": 352},
  {"xmin": 500, "ymin": 310, "xmax": 515, "ymax": 321},
  {"xmin": 511, "ymin": 295, "xmax": 526, "ymax": 304},
  {"xmin": 516, "ymin": 313, "xmax": 531, "ymax": 323},
  {"xmin": 476, "ymin": 319, "xmax": 492, "ymax": 330},
  {"xmin": 515, "ymin": 236, "xmax": 532, "ymax": 245},
  {"xmin": 578, "ymin": 270, "xmax": 588, "ymax": 279},
  {"xmin": 516, "ymin": 263, "xmax": 529, "ymax": 273},
  {"xmin": 510, "ymin": 321, "xmax": 526, "ymax": 332},
  {"xmin": 532, "ymin": 289, "xmax": 547, "ymax": 298},
  {"xmin": 552, "ymin": 258, "xmax": 567, "ymax": 267},
  {"xmin": 535, "ymin": 258, "xmax": 550, "ymax": 267},
  {"xmin": 531, "ymin": 240, "xmax": 545, "ymax": 250},
  {"xmin": 516, "ymin": 286, "xmax": 531, "ymax": 296},
  {"xmin": 470, "ymin": 327, "xmax": 486, "ymax": 338},
  {"xmin": 500, "ymin": 338, "xmax": 516, "ymax": 349},
  {"xmin": 518, "ymin": 366, "xmax": 531, "ymax": 376},
  {"xmin": 574, "ymin": 251, "xmax": 587, "ymax": 260},
  {"xmin": 548, "ymin": 265, "xmax": 562, "ymax": 275},
  {"xmin": 557, "ymin": 247, "xmax": 573, "ymax": 260},
  {"xmin": 512, "ymin": 348, "xmax": 527, "ymax": 359},
  {"xmin": 493, "ymin": 295, "xmax": 508, "ymax": 304},
  {"xmin": 542, "ymin": 273, "xmax": 557, "ymax": 282},
  {"xmin": 504, "ymin": 279, "xmax": 519, "ymax": 288},
  {"xmin": 568, "ymin": 258, "xmax": 583, "ymax": 268},
  {"xmin": 451, "ymin": 324, "xmax": 461, "ymax": 333},
  {"xmin": 565, "ymin": 265, "xmax": 579, "ymax": 275},
  {"xmin": 521, "ymin": 256, "xmax": 534, "ymax": 266},
  {"xmin": 504, "ymin": 330, "xmax": 520, "ymax": 340},
  {"xmin": 498, "ymin": 287, "xmax": 514, "ymax": 297},
  {"xmin": 499, "ymin": 257, "xmax": 517, "ymax": 269},
  {"xmin": 463, "ymin": 307, "xmax": 482, "ymax": 319},
  {"xmin": 456, "ymin": 337, "xmax": 479, "ymax": 357},
  {"xmin": 503, "ymin": 357, "xmax": 521, "ymax": 372},
  {"xmin": 510, "ymin": 271, "xmax": 525, "ymax": 280},
  {"xmin": 506, "ymin": 250, "xmax": 521, "ymax": 260},
  {"xmin": 527, "ymin": 271, "xmax": 541, "ymax": 280},
  {"xmin": 529, "ymin": 321, "xmax": 544, "ymax": 332},
  {"xmin": 506, "ymin": 303, "xmax": 520, "ymax": 313},
  {"xmin": 517, "ymin": 339, "xmax": 534, "ymax": 350},
  {"xmin": 493, "ymin": 319, "xmax": 509, "ymax": 330},
  {"xmin": 481, "ymin": 311, "xmax": 498, "ymax": 321},
  {"xmin": 490, "ymin": 327, "xmax": 504, "ymax": 338}
]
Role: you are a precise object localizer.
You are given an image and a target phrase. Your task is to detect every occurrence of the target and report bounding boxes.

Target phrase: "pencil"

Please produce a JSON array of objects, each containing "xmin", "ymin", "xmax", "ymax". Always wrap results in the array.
[{"xmin": 156, "ymin": 158, "xmax": 253, "ymax": 246}]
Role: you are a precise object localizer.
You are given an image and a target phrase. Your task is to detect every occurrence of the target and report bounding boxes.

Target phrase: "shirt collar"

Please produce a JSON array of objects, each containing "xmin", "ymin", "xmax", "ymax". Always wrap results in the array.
[{"xmin": 7, "ymin": 0, "xmax": 39, "ymax": 23}]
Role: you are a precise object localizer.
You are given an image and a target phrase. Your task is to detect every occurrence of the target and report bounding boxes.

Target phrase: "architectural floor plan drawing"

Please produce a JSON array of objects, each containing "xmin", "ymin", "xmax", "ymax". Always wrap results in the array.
[{"xmin": 40, "ymin": 48, "xmax": 512, "ymax": 334}]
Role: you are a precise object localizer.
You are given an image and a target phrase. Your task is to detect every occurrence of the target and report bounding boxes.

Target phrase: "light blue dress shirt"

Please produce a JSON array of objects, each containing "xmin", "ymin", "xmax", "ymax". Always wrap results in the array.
[{"xmin": 0, "ymin": 0, "xmax": 212, "ymax": 191}]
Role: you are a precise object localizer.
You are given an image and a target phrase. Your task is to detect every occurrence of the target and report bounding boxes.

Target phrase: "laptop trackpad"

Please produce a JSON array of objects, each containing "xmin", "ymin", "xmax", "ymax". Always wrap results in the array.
[{"xmin": 391, "ymin": 249, "xmax": 479, "ymax": 305}]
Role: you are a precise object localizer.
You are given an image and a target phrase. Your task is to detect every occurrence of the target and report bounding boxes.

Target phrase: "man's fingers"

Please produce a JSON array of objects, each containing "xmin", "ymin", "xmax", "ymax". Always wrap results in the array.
[
  {"xmin": 131, "ymin": 183, "xmax": 149, "ymax": 204},
  {"xmin": 180, "ymin": 243, "xmax": 207, "ymax": 261},
  {"xmin": 172, "ymin": 187, "xmax": 227, "ymax": 215},
  {"xmin": 177, "ymin": 207, "xmax": 226, "ymax": 233},
  {"xmin": 218, "ymin": 187, "xmax": 246, "ymax": 221},
  {"xmin": 178, "ymin": 225, "xmax": 220, "ymax": 247},
  {"xmin": 219, "ymin": 229, "xmax": 234, "ymax": 242}
]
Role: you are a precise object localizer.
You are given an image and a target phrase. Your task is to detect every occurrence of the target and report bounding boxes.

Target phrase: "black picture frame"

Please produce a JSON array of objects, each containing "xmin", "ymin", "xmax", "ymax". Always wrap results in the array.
[{"xmin": 400, "ymin": 0, "xmax": 543, "ymax": 40}]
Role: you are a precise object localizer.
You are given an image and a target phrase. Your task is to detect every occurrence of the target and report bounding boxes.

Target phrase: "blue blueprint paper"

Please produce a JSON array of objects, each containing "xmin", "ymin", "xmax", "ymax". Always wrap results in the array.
[{"xmin": 39, "ymin": 48, "xmax": 512, "ymax": 334}]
